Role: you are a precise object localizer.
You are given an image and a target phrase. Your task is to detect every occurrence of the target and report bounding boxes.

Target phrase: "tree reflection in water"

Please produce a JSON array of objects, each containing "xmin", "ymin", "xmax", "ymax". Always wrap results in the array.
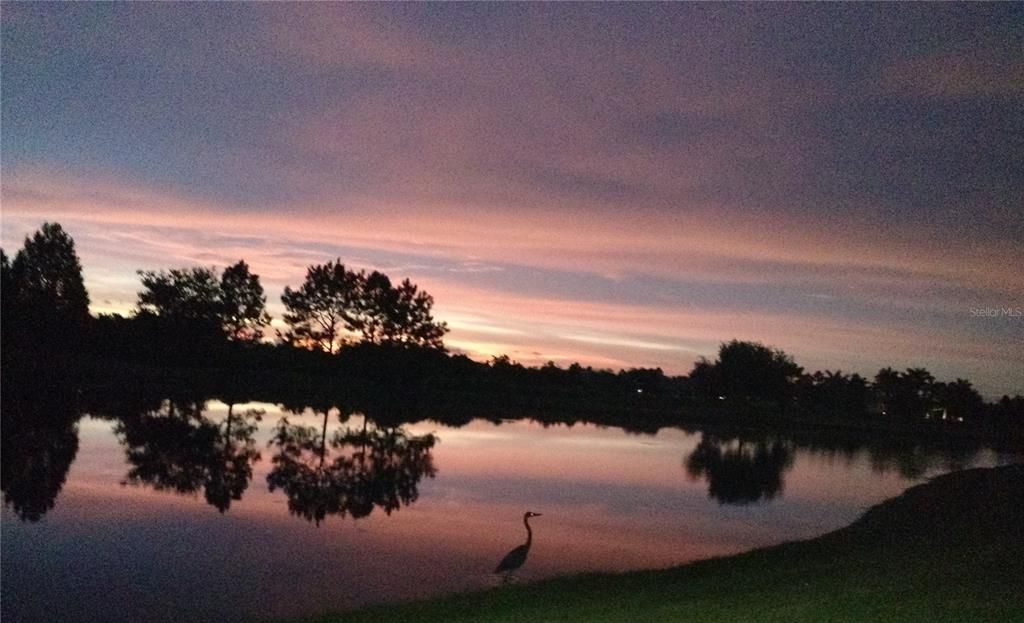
[
  {"xmin": 115, "ymin": 401, "xmax": 262, "ymax": 512},
  {"xmin": 685, "ymin": 434, "xmax": 795, "ymax": 505},
  {"xmin": 0, "ymin": 380, "xmax": 994, "ymax": 523},
  {"xmin": 204, "ymin": 405, "xmax": 263, "ymax": 512},
  {"xmin": 266, "ymin": 408, "xmax": 437, "ymax": 525},
  {"xmin": 1, "ymin": 390, "xmax": 81, "ymax": 522},
  {"xmin": 683, "ymin": 429, "xmax": 984, "ymax": 505}
]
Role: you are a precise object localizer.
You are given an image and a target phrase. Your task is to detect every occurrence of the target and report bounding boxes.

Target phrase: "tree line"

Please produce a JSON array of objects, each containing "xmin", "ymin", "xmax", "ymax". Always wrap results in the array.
[
  {"xmin": 686, "ymin": 340, "xmax": 1022, "ymax": 428},
  {"xmin": 2, "ymin": 222, "xmax": 1022, "ymax": 437},
  {"xmin": 2, "ymin": 222, "xmax": 447, "ymax": 357}
]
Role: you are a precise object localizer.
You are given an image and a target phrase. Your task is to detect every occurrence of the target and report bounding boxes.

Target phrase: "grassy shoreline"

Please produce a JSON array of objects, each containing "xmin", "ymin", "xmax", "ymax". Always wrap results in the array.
[{"xmin": 298, "ymin": 465, "xmax": 1024, "ymax": 623}]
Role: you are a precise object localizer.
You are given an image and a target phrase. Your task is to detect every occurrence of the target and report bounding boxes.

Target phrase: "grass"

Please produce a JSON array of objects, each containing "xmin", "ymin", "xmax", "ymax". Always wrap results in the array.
[{"xmin": 296, "ymin": 465, "xmax": 1024, "ymax": 623}]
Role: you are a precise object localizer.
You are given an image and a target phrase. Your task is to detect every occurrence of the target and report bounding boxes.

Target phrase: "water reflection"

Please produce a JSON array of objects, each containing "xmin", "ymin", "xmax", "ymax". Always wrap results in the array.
[
  {"xmin": 1, "ymin": 391, "xmax": 80, "ymax": 522},
  {"xmin": 685, "ymin": 434, "xmax": 794, "ymax": 505},
  {"xmin": 863, "ymin": 439, "xmax": 980, "ymax": 479},
  {"xmin": 3, "ymin": 381, "xmax": 1019, "ymax": 623},
  {"xmin": 116, "ymin": 401, "xmax": 263, "ymax": 513},
  {"xmin": 0, "ymin": 379, "xmax": 1001, "ymax": 524},
  {"xmin": 683, "ymin": 428, "xmax": 986, "ymax": 504},
  {"xmin": 266, "ymin": 408, "xmax": 437, "ymax": 525}
]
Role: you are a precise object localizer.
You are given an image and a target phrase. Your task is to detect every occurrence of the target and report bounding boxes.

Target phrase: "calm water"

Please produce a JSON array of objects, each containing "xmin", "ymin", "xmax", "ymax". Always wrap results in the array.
[{"xmin": 2, "ymin": 399, "xmax": 1017, "ymax": 623}]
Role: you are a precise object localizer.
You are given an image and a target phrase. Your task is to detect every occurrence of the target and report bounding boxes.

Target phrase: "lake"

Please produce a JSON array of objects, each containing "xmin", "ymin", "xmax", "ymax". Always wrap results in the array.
[{"xmin": 2, "ymin": 397, "xmax": 1017, "ymax": 623}]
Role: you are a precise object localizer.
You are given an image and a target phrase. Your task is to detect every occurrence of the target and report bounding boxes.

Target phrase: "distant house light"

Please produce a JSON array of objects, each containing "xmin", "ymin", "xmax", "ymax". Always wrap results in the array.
[
  {"xmin": 636, "ymin": 388, "xmax": 643, "ymax": 394},
  {"xmin": 718, "ymin": 395, "xmax": 726, "ymax": 400}
]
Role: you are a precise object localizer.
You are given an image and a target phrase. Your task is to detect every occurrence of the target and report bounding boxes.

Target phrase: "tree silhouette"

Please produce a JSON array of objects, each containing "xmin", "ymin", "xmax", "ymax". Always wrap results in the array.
[
  {"xmin": 690, "ymin": 340, "xmax": 802, "ymax": 408},
  {"xmin": 5, "ymin": 223, "xmax": 90, "ymax": 348},
  {"xmin": 137, "ymin": 267, "xmax": 223, "ymax": 331},
  {"xmin": 903, "ymin": 368, "xmax": 936, "ymax": 414},
  {"xmin": 219, "ymin": 260, "xmax": 271, "ymax": 342},
  {"xmin": 281, "ymin": 261, "xmax": 448, "ymax": 353},
  {"xmin": 933, "ymin": 378, "xmax": 984, "ymax": 423},
  {"xmin": 359, "ymin": 270, "xmax": 397, "ymax": 343},
  {"xmin": 991, "ymin": 395, "xmax": 1024, "ymax": 435},
  {"xmin": 1, "ymin": 249, "xmax": 17, "ymax": 359},
  {"xmin": 9, "ymin": 223, "xmax": 90, "ymax": 320},
  {"xmin": 1, "ymin": 249, "xmax": 14, "ymax": 320},
  {"xmin": 136, "ymin": 262, "xmax": 271, "ymax": 343},
  {"xmin": 872, "ymin": 367, "xmax": 901, "ymax": 416},
  {"xmin": 281, "ymin": 260, "xmax": 361, "ymax": 354},
  {"xmin": 359, "ymin": 272, "xmax": 448, "ymax": 348},
  {"xmin": 796, "ymin": 370, "xmax": 870, "ymax": 419},
  {"xmin": 873, "ymin": 367, "xmax": 936, "ymax": 420},
  {"xmin": 388, "ymin": 278, "xmax": 447, "ymax": 349}
]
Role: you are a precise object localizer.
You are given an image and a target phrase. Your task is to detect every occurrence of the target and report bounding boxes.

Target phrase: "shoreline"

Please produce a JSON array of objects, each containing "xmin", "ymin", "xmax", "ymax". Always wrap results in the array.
[{"xmin": 293, "ymin": 465, "xmax": 1024, "ymax": 623}]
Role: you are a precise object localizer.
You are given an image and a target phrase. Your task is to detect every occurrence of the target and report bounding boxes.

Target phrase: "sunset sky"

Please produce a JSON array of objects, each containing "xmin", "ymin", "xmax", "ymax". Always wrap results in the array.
[{"xmin": 2, "ymin": 4, "xmax": 1022, "ymax": 395}]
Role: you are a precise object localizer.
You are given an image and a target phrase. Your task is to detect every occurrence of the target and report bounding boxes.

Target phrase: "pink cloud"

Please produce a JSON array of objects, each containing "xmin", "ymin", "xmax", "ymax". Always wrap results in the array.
[{"xmin": 3, "ymin": 170, "xmax": 1021, "ymax": 396}]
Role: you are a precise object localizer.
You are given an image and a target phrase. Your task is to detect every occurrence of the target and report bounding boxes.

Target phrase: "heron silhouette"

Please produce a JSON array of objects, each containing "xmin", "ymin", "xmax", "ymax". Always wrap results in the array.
[{"xmin": 495, "ymin": 511, "xmax": 542, "ymax": 576}]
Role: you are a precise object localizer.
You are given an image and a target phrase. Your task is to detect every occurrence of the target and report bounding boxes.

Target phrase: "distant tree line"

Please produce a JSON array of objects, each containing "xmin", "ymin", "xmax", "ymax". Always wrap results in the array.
[
  {"xmin": 2, "ymin": 222, "xmax": 1022, "ymax": 440},
  {"xmin": 685, "ymin": 340, "xmax": 1020, "ymax": 430}
]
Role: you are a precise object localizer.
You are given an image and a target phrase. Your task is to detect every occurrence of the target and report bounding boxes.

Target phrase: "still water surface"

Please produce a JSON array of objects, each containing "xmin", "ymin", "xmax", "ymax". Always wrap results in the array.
[{"xmin": 2, "ymin": 400, "xmax": 1016, "ymax": 622}]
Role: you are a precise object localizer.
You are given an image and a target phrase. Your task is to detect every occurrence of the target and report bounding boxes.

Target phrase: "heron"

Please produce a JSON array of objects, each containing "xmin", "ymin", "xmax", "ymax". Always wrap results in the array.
[{"xmin": 495, "ymin": 511, "xmax": 542, "ymax": 576}]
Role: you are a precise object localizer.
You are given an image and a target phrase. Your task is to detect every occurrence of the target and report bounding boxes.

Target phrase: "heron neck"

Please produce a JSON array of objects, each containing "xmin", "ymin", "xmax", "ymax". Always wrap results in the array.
[{"xmin": 524, "ymin": 516, "xmax": 533, "ymax": 546}]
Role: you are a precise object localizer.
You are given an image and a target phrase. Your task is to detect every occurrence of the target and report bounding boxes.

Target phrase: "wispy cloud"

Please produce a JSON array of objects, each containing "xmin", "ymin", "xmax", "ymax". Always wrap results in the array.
[{"xmin": 2, "ymin": 4, "xmax": 1021, "ymax": 395}]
